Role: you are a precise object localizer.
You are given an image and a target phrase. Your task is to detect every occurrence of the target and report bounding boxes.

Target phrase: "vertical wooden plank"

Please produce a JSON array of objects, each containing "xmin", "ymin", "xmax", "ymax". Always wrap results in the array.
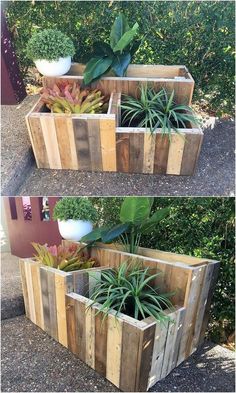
[
  {"xmin": 160, "ymin": 311, "xmax": 179, "ymax": 379},
  {"xmin": 40, "ymin": 116, "xmax": 62, "ymax": 169},
  {"xmin": 66, "ymin": 117, "xmax": 79, "ymax": 169},
  {"xmin": 40, "ymin": 267, "xmax": 50, "ymax": 335},
  {"xmin": 31, "ymin": 262, "xmax": 44, "ymax": 329},
  {"xmin": 143, "ymin": 132, "xmax": 156, "ymax": 174},
  {"xmin": 66, "ymin": 294, "xmax": 78, "ymax": 354},
  {"xmin": 170, "ymin": 308, "xmax": 186, "ymax": 370},
  {"xmin": 27, "ymin": 116, "xmax": 49, "ymax": 168},
  {"xmin": 129, "ymin": 132, "xmax": 144, "ymax": 173},
  {"xmin": 54, "ymin": 116, "xmax": 74, "ymax": 169},
  {"xmin": 87, "ymin": 118, "xmax": 103, "ymax": 171},
  {"xmin": 136, "ymin": 324, "xmax": 156, "ymax": 391},
  {"xmin": 166, "ymin": 133, "xmax": 185, "ymax": 175},
  {"xmin": 47, "ymin": 269, "xmax": 58, "ymax": 341},
  {"xmin": 19, "ymin": 259, "xmax": 30, "ymax": 318},
  {"xmin": 88, "ymin": 270, "xmax": 101, "ymax": 297},
  {"xmin": 116, "ymin": 133, "xmax": 130, "ymax": 173},
  {"xmin": 154, "ymin": 134, "xmax": 170, "ymax": 174},
  {"xmin": 73, "ymin": 118, "xmax": 91, "ymax": 170},
  {"xmin": 95, "ymin": 311, "xmax": 108, "ymax": 377},
  {"xmin": 73, "ymin": 271, "xmax": 89, "ymax": 296},
  {"xmin": 100, "ymin": 118, "xmax": 117, "ymax": 171},
  {"xmin": 25, "ymin": 261, "xmax": 36, "ymax": 323},
  {"xmin": 106, "ymin": 313, "xmax": 123, "ymax": 387},
  {"xmin": 75, "ymin": 299, "xmax": 86, "ymax": 361},
  {"xmin": 120, "ymin": 322, "xmax": 141, "ymax": 392},
  {"xmin": 55, "ymin": 273, "xmax": 73, "ymax": 348},
  {"xmin": 180, "ymin": 133, "xmax": 203, "ymax": 175},
  {"xmin": 85, "ymin": 306, "xmax": 95, "ymax": 368}
]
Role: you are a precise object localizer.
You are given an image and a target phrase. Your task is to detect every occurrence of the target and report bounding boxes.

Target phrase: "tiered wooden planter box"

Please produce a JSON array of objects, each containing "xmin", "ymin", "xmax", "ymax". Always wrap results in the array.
[
  {"xmin": 20, "ymin": 242, "xmax": 219, "ymax": 391},
  {"xmin": 26, "ymin": 63, "xmax": 203, "ymax": 175}
]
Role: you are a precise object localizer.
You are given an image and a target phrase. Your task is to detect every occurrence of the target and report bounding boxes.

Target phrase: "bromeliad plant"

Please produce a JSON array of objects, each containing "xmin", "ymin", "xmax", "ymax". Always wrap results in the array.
[
  {"xmin": 83, "ymin": 13, "xmax": 140, "ymax": 85},
  {"xmin": 40, "ymin": 82, "xmax": 108, "ymax": 114},
  {"xmin": 82, "ymin": 197, "xmax": 170, "ymax": 254},
  {"xmin": 88, "ymin": 262, "xmax": 173, "ymax": 322},
  {"xmin": 121, "ymin": 85, "xmax": 201, "ymax": 137},
  {"xmin": 32, "ymin": 242, "xmax": 97, "ymax": 272}
]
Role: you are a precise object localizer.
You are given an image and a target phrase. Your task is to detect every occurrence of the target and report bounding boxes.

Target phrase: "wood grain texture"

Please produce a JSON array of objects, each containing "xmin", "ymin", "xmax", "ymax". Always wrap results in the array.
[
  {"xmin": 55, "ymin": 273, "xmax": 71, "ymax": 347},
  {"xmin": 54, "ymin": 116, "xmax": 74, "ymax": 169},
  {"xmin": 73, "ymin": 119, "xmax": 91, "ymax": 170},
  {"xmin": 129, "ymin": 133, "xmax": 144, "ymax": 173},
  {"xmin": 30, "ymin": 262, "xmax": 44, "ymax": 329},
  {"xmin": 143, "ymin": 133, "xmax": 156, "ymax": 173},
  {"xmin": 95, "ymin": 311, "xmax": 108, "ymax": 377},
  {"xmin": 85, "ymin": 305, "xmax": 95, "ymax": 368},
  {"xmin": 166, "ymin": 133, "xmax": 185, "ymax": 175},
  {"xmin": 27, "ymin": 116, "xmax": 49, "ymax": 168},
  {"xmin": 66, "ymin": 295, "xmax": 78, "ymax": 354},
  {"xmin": 25, "ymin": 261, "xmax": 36, "ymax": 323},
  {"xmin": 73, "ymin": 271, "xmax": 89, "ymax": 296},
  {"xmin": 136, "ymin": 324, "xmax": 156, "ymax": 391},
  {"xmin": 154, "ymin": 134, "xmax": 170, "ymax": 174},
  {"xmin": 180, "ymin": 133, "xmax": 203, "ymax": 175},
  {"xmin": 75, "ymin": 299, "xmax": 86, "ymax": 361},
  {"xmin": 19, "ymin": 260, "xmax": 30, "ymax": 318},
  {"xmin": 47, "ymin": 269, "xmax": 58, "ymax": 341},
  {"xmin": 40, "ymin": 267, "xmax": 51, "ymax": 335},
  {"xmin": 40, "ymin": 116, "xmax": 62, "ymax": 169},
  {"xmin": 116, "ymin": 133, "xmax": 130, "ymax": 172},
  {"xmin": 100, "ymin": 118, "xmax": 117, "ymax": 171},
  {"xmin": 106, "ymin": 313, "xmax": 123, "ymax": 387},
  {"xmin": 87, "ymin": 119, "xmax": 103, "ymax": 171},
  {"xmin": 66, "ymin": 117, "xmax": 79, "ymax": 169}
]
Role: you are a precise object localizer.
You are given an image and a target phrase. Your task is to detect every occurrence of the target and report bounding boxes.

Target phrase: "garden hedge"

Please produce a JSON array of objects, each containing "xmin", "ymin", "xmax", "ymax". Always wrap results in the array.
[
  {"xmin": 90, "ymin": 197, "xmax": 235, "ymax": 345},
  {"xmin": 5, "ymin": 0, "xmax": 235, "ymax": 116}
]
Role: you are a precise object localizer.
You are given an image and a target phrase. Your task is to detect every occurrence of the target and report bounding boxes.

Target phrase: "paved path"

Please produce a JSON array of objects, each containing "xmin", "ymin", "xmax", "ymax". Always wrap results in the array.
[
  {"xmin": 1, "ymin": 252, "xmax": 235, "ymax": 392},
  {"xmin": 1, "ymin": 96, "xmax": 235, "ymax": 196}
]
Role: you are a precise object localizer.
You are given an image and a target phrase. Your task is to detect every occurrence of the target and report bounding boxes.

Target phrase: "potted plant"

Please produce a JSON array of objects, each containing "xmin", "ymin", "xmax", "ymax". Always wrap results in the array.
[
  {"xmin": 26, "ymin": 29, "xmax": 75, "ymax": 76},
  {"xmin": 53, "ymin": 197, "xmax": 98, "ymax": 241}
]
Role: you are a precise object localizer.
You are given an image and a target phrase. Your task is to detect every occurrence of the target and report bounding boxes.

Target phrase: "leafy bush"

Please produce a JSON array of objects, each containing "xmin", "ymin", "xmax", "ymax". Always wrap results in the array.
[
  {"xmin": 53, "ymin": 197, "xmax": 98, "ymax": 222},
  {"xmin": 5, "ymin": 1, "xmax": 235, "ymax": 115},
  {"xmin": 90, "ymin": 197, "xmax": 235, "ymax": 344},
  {"xmin": 26, "ymin": 28, "xmax": 75, "ymax": 61}
]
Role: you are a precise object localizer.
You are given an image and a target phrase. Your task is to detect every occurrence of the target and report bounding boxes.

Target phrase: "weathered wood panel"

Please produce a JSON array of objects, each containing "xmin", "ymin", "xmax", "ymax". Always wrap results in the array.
[
  {"xmin": 100, "ymin": 118, "xmax": 117, "ymax": 171},
  {"xmin": 40, "ymin": 267, "xmax": 51, "ymax": 335},
  {"xmin": 166, "ymin": 134, "xmax": 185, "ymax": 175},
  {"xmin": 129, "ymin": 133, "xmax": 144, "ymax": 173},
  {"xmin": 143, "ymin": 133, "xmax": 156, "ymax": 173},
  {"xmin": 95, "ymin": 309, "xmax": 108, "ymax": 377},
  {"xmin": 106, "ymin": 313, "xmax": 123, "ymax": 387},
  {"xmin": 73, "ymin": 118, "xmax": 91, "ymax": 171},
  {"xmin": 154, "ymin": 134, "xmax": 170, "ymax": 174},
  {"xmin": 19, "ymin": 259, "xmax": 30, "ymax": 318},
  {"xmin": 26, "ymin": 115, "xmax": 49, "ymax": 168},
  {"xmin": 87, "ymin": 119, "xmax": 103, "ymax": 171},
  {"xmin": 30, "ymin": 262, "xmax": 44, "ymax": 329},
  {"xmin": 180, "ymin": 133, "xmax": 203, "ymax": 175},
  {"xmin": 116, "ymin": 133, "xmax": 130, "ymax": 172},
  {"xmin": 40, "ymin": 116, "xmax": 62, "ymax": 169}
]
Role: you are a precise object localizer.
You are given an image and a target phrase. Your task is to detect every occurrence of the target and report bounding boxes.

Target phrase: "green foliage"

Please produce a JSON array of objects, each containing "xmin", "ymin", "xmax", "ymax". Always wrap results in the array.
[
  {"xmin": 82, "ymin": 197, "xmax": 170, "ymax": 254},
  {"xmin": 89, "ymin": 262, "xmax": 173, "ymax": 322},
  {"xmin": 31, "ymin": 242, "xmax": 96, "ymax": 271},
  {"xmin": 26, "ymin": 28, "xmax": 75, "ymax": 61},
  {"xmin": 53, "ymin": 197, "xmax": 98, "ymax": 222},
  {"xmin": 121, "ymin": 86, "xmax": 200, "ymax": 136},
  {"xmin": 83, "ymin": 14, "xmax": 139, "ymax": 85},
  {"xmin": 41, "ymin": 82, "xmax": 107, "ymax": 114},
  {"xmin": 5, "ymin": 1, "xmax": 235, "ymax": 115},
  {"xmin": 90, "ymin": 197, "xmax": 235, "ymax": 344}
]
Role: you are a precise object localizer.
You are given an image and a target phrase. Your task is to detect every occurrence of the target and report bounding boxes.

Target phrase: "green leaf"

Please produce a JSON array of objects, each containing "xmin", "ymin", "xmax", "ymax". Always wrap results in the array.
[
  {"xmin": 102, "ymin": 223, "xmax": 130, "ymax": 243},
  {"xmin": 83, "ymin": 56, "xmax": 113, "ymax": 85},
  {"xmin": 112, "ymin": 52, "xmax": 131, "ymax": 76},
  {"xmin": 120, "ymin": 197, "xmax": 151, "ymax": 225},
  {"xmin": 110, "ymin": 13, "xmax": 130, "ymax": 50},
  {"xmin": 81, "ymin": 226, "xmax": 107, "ymax": 243},
  {"xmin": 140, "ymin": 207, "xmax": 170, "ymax": 234},
  {"xmin": 93, "ymin": 41, "xmax": 114, "ymax": 57},
  {"xmin": 113, "ymin": 22, "xmax": 139, "ymax": 53}
]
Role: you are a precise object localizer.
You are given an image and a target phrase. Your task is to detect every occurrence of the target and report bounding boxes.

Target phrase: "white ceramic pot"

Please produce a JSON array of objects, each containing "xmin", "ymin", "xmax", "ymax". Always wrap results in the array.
[
  {"xmin": 34, "ymin": 56, "xmax": 71, "ymax": 76},
  {"xmin": 58, "ymin": 219, "xmax": 93, "ymax": 241}
]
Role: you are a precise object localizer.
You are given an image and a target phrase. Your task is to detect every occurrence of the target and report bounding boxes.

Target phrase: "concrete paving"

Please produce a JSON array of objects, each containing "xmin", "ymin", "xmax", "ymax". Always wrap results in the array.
[{"xmin": 1, "ymin": 95, "xmax": 235, "ymax": 196}]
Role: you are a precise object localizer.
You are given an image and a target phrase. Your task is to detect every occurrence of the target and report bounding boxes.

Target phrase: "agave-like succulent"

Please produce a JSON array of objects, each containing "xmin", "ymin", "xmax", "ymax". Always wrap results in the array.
[{"xmin": 40, "ymin": 82, "xmax": 108, "ymax": 114}]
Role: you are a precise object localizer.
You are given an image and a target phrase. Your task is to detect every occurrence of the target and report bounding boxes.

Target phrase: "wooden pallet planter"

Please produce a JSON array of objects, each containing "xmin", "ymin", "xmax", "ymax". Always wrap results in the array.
[
  {"xmin": 19, "ymin": 258, "xmax": 107, "ymax": 347},
  {"xmin": 44, "ymin": 62, "xmax": 195, "ymax": 105},
  {"xmin": 25, "ymin": 95, "xmax": 117, "ymax": 171}
]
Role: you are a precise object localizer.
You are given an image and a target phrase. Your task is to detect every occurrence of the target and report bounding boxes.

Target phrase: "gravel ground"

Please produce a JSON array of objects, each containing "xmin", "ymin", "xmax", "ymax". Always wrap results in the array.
[
  {"xmin": 1, "ymin": 316, "xmax": 235, "ymax": 392},
  {"xmin": 1, "ymin": 95, "xmax": 235, "ymax": 196},
  {"xmin": 1, "ymin": 253, "xmax": 25, "ymax": 319}
]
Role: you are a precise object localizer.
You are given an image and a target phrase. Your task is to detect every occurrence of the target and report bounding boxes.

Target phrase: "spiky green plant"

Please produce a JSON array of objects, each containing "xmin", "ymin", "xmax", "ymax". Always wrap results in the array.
[
  {"xmin": 88, "ymin": 262, "xmax": 174, "ymax": 323},
  {"xmin": 121, "ymin": 85, "xmax": 201, "ymax": 137},
  {"xmin": 40, "ymin": 82, "xmax": 108, "ymax": 114}
]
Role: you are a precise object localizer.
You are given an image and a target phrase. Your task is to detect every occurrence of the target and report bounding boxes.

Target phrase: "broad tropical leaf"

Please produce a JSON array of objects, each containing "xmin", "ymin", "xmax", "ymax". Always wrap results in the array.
[
  {"xmin": 102, "ymin": 223, "xmax": 130, "ymax": 243},
  {"xmin": 120, "ymin": 197, "xmax": 151, "ymax": 224},
  {"xmin": 112, "ymin": 52, "xmax": 131, "ymax": 76},
  {"xmin": 110, "ymin": 14, "xmax": 130, "ymax": 49},
  {"xmin": 113, "ymin": 22, "xmax": 139, "ymax": 53},
  {"xmin": 83, "ymin": 56, "xmax": 113, "ymax": 85}
]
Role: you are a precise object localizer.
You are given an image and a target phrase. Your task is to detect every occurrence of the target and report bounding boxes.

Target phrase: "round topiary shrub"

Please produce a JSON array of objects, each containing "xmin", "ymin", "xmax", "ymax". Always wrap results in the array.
[
  {"xmin": 53, "ymin": 197, "xmax": 98, "ymax": 223},
  {"xmin": 26, "ymin": 29, "xmax": 75, "ymax": 61}
]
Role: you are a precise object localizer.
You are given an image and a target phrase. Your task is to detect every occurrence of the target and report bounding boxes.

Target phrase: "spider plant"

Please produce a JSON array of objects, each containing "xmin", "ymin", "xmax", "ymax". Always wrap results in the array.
[
  {"xmin": 121, "ymin": 85, "xmax": 201, "ymax": 138},
  {"xmin": 88, "ymin": 262, "xmax": 174, "ymax": 324}
]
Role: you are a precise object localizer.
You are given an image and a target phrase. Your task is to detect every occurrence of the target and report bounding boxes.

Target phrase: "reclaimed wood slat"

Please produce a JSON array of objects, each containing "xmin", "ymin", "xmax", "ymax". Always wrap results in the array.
[
  {"xmin": 106, "ymin": 313, "xmax": 123, "ymax": 387},
  {"xmin": 55, "ymin": 273, "xmax": 73, "ymax": 347},
  {"xmin": 116, "ymin": 133, "xmax": 130, "ymax": 172},
  {"xmin": 40, "ymin": 267, "xmax": 51, "ymax": 335},
  {"xmin": 136, "ymin": 324, "xmax": 156, "ymax": 391},
  {"xmin": 73, "ymin": 271, "xmax": 89, "ymax": 296},
  {"xmin": 87, "ymin": 119, "xmax": 103, "ymax": 171},
  {"xmin": 180, "ymin": 133, "xmax": 203, "ymax": 175},
  {"xmin": 166, "ymin": 134, "xmax": 185, "ymax": 175},
  {"xmin": 85, "ymin": 305, "xmax": 95, "ymax": 368},
  {"xmin": 129, "ymin": 133, "xmax": 144, "ymax": 173},
  {"xmin": 66, "ymin": 295, "xmax": 78, "ymax": 354},
  {"xmin": 54, "ymin": 116, "xmax": 74, "ymax": 169},
  {"xmin": 73, "ymin": 119, "xmax": 91, "ymax": 171},
  {"xmin": 160, "ymin": 311, "xmax": 179, "ymax": 379},
  {"xmin": 100, "ymin": 119, "xmax": 117, "ymax": 171},
  {"xmin": 40, "ymin": 116, "xmax": 62, "ymax": 169},
  {"xmin": 75, "ymin": 299, "xmax": 86, "ymax": 361},
  {"xmin": 66, "ymin": 117, "xmax": 79, "ymax": 169},
  {"xmin": 95, "ymin": 310, "xmax": 108, "ymax": 377},
  {"xmin": 26, "ymin": 116, "xmax": 49, "ymax": 168},
  {"xmin": 47, "ymin": 269, "xmax": 58, "ymax": 341},
  {"xmin": 31, "ymin": 262, "xmax": 44, "ymax": 329},
  {"xmin": 19, "ymin": 260, "xmax": 30, "ymax": 318},
  {"xmin": 154, "ymin": 134, "xmax": 170, "ymax": 174},
  {"xmin": 143, "ymin": 133, "xmax": 156, "ymax": 174},
  {"xmin": 170, "ymin": 308, "xmax": 186, "ymax": 370},
  {"xmin": 25, "ymin": 261, "xmax": 36, "ymax": 323}
]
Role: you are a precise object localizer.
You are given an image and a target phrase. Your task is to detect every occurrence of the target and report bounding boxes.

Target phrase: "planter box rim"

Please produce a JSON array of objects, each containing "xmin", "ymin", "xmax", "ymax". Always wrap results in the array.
[{"xmin": 116, "ymin": 126, "xmax": 203, "ymax": 135}]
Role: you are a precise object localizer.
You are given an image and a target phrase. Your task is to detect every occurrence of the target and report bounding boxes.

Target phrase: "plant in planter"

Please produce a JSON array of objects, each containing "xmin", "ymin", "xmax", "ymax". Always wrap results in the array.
[
  {"xmin": 82, "ymin": 197, "xmax": 170, "ymax": 254},
  {"xmin": 40, "ymin": 81, "xmax": 108, "ymax": 114},
  {"xmin": 31, "ymin": 242, "xmax": 97, "ymax": 272},
  {"xmin": 26, "ymin": 29, "xmax": 75, "ymax": 76},
  {"xmin": 53, "ymin": 197, "xmax": 98, "ymax": 241},
  {"xmin": 121, "ymin": 85, "xmax": 201, "ymax": 137},
  {"xmin": 83, "ymin": 13, "xmax": 140, "ymax": 85},
  {"xmin": 89, "ymin": 262, "xmax": 173, "ymax": 323}
]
